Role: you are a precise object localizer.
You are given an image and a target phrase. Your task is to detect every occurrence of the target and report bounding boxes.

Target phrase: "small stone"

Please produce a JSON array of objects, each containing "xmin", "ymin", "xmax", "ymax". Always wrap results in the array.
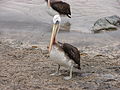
[
  {"xmin": 80, "ymin": 53, "xmax": 88, "ymax": 56},
  {"xmin": 32, "ymin": 46, "xmax": 38, "ymax": 49}
]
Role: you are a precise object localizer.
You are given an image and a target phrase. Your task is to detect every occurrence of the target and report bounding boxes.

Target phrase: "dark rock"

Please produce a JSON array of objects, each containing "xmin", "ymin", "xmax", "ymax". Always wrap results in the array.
[
  {"xmin": 92, "ymin": 15, "xmax": 120, "ymax": 33},
  {"xmin": 106, "ymin": 15, "xmax": 120, "ymax": 26}
]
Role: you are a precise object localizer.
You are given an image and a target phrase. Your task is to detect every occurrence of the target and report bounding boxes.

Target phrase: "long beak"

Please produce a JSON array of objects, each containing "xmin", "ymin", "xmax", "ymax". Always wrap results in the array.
[{"xmin": 49, "ymin": 23, "xmax": 59, "ymax": 53}]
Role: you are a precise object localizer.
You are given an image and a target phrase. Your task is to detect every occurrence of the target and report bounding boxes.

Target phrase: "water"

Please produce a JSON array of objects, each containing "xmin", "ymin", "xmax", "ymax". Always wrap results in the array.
[
  {"xmin": 0, "ymin": 0, "xmax": 120, "ymax": 48},
  {"xmin": 0, "ymin": 0, "xmax": 120, "ymax": 32}
]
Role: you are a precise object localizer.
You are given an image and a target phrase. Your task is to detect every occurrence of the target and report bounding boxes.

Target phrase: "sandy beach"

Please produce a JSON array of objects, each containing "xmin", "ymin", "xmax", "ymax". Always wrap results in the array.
[
  {"xmin": 0, "ymin": 38, "xmax": 120, "ymax": 90},
  {"xmin": 0, "ymin": 0, "xmax": 120, "ymax": 90}
]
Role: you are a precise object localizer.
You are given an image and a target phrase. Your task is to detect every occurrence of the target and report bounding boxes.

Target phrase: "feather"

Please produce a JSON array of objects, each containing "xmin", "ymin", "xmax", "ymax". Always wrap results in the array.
[
  {"xmin": 58, "ymin": 42, "xmax": 80, "ymax": 69},
  {"xmin": 51, "ymin": 1, "xmax": 71, "ymax": 18}
]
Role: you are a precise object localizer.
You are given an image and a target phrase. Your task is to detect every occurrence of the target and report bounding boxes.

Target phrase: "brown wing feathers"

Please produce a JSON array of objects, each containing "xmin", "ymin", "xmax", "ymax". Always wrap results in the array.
[
  {"xmin": 50, "ymin": 1, "xmax": 71, "ymax": 18},
  {"xmin": 59, "ymin": 42, "xmax": 80, "ymax": 69}
]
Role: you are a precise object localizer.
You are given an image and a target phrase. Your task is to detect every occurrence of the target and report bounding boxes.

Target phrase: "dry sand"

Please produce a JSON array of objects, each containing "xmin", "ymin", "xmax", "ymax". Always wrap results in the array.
[{"xmin": 0, "ymin": 40, "xmax": 120, "ymax": 90}]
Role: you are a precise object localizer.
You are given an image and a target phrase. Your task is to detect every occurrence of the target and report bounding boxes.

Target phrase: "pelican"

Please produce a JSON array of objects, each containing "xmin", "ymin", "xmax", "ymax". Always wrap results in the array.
[
  {"xmin": 48, "ymin": 15, "xmax": 80, "ymax": 80},
  {"xmin": 45, "ymin": 0, "xmax": 71, "ymax": 18}
]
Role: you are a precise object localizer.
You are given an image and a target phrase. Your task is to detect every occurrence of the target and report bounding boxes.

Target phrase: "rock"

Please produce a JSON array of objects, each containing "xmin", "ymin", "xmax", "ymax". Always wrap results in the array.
[
  {"xmin": 31, "ymin": 46, "xmax": 38, "ymax": 49},
  {"xmin": 106, "ymin": 15, "xmax": 120, "ymax": 26},
  {"xmin": 92, "ymin": 15, "xmax": 120, "ymax": 33}
]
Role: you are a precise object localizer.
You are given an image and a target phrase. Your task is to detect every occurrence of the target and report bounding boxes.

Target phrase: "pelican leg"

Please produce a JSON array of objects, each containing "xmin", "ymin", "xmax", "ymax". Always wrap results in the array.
[
  {"xmin": 64, "ymin": 65, "xmax": 73, "ymax": 80},
  {"xmin": 50, "ymin": 64, "xmax": 61, "ymax": 76}
]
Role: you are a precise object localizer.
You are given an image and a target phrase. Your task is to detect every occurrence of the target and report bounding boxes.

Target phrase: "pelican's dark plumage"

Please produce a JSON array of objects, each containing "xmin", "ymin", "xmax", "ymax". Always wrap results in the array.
[
  {"xmin": 45, "ymin": 0, "xmax": 71, "ymax": 18},
  {"xmin": 58, "ymin": 42, "xmax": 80, "ymax": 69}
]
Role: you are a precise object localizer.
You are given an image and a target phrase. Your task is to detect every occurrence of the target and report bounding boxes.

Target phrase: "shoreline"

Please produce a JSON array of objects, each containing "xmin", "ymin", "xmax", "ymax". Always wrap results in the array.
[{"xmin": 0, "ymin": 28, "xmax": 120, "ymax": 57}]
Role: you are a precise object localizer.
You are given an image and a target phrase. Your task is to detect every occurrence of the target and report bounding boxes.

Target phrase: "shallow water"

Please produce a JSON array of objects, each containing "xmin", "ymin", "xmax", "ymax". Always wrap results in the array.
[{"xmin": 0, "ymin": 0, "xmax": 120, "ymax": 32}]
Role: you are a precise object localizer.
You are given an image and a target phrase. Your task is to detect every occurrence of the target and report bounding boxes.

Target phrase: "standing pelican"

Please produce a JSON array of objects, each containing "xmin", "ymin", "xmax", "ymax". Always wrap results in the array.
[
  {"xmin": 45, "ymin": 0, "xmax": 71, "ymax": 18},
  {"xmin": 48, "ymin": 15, "xmax": 80, "ymax": 80}
]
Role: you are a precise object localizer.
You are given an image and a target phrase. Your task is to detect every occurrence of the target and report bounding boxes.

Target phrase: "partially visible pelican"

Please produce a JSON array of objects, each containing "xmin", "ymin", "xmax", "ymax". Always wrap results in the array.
[
  {"xmin": 48, "ymin": 15, "xmax": 80, "ymax": 80},
  {"xmin": 45, "ymin": 0, "xmax": 71, "ymax": 18}
]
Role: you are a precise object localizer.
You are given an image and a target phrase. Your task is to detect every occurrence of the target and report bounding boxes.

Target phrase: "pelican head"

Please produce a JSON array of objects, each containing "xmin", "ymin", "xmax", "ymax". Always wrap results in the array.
[
  {"xmin": 49, "ymin": 15, "xmax": 61, "ymax": 52},
  {"xmin": 53, "ymin": 14, "xmax": 61, "ymax": 24}
]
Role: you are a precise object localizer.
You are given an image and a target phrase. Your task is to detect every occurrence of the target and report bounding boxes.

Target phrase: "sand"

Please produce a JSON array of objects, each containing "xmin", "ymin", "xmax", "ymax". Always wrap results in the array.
[
  {"xmin": 0, "ymin": 0, "xmax": 120, "ymax": 89},
  {"xmin": 0, "ymin": 40, "xmax": 120, "ymax": 90}
]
